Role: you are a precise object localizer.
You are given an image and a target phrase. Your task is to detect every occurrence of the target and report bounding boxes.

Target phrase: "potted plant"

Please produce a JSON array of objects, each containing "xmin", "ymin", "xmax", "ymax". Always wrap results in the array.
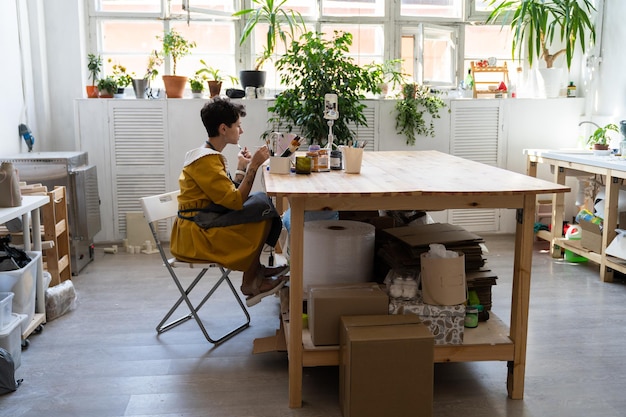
[
  {"xmin": 158, "ymin": 29, "xmax": 197, "ymax": 98},
  {"xmin": 189, "ymin": 75, "xmax": 206, "ymax": 98},
  {"xmin": 195, "ymin": 60, "xmax": 239, "ymax": 98},
  {"xmin": 111, "ymin": 61, "xmax": 133, "ymax": 97},
  {"xmin": 97, "ymin": 76, "xmax": 117, "ymax": 98},
  {"xmin": 133, "ymin": 50, "xmax": 163, "ymax": 99},
  {"xmin": 232, "ymin": 0, "xmax": 306, "ymax": 89},
  {"xmin": 269, "ymin": 31, "xmax": 380, "ymax": 146},
  {"xmin": 586, "ymin": 123, "xmax": 619, "ymax": 151},
  {"xmin": 395, "ymin": 83, "xmax": 446, "ymax": 146},
  {"xmin": 485, "ymin": 0, "xmax": 596, "ymax": 97},
  {"xmin": 86, "ymin": 53, "xmax": 102, "ymax": 98},
  {"xmin": 366, "ymin": 59, "xmax": 409, "ymax": 98}
]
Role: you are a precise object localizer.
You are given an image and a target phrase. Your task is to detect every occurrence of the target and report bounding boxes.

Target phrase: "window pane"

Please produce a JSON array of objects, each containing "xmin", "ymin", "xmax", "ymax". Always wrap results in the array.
[
  {"xmin": 96, "ymin": 0, "xmax": 161, "ymax": 13},
  {"xmin": 322, "ymin": 0, "xmax": 384, "ymax": 17},
  {"xmin": 423, "ymin": 26, "xmax": 455, "ymax": 85},
  {"xmin": 400, "ymin": 0, "xmax": 462, "ymax": 18},
  {"xmin": 320, "ymin": 24, "xmax": 384, "ymax": 64},
  {"xmin": 464, "ymin": 25, "xmax": 514, "ymax": 79},
  {"xmin": 170, "ymin": 0, "xmax": 234, "ymax": 15},
  {"xmin": 283, "ymin": 0, "xmax": 318, "ymax": 17}
]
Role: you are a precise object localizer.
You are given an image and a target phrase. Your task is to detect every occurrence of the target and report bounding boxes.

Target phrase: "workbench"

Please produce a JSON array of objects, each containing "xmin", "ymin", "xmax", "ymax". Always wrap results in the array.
[
  {"xmin": 526, "ymin": 149, "xmax": 626, "ymax": 282},
  {"xmin": 262, "ymin": 150, "xmax": 569, "ymax": 408},
  {"xmin": 0, "ymin": 195, "xmax": 50, "ymax": 338}
]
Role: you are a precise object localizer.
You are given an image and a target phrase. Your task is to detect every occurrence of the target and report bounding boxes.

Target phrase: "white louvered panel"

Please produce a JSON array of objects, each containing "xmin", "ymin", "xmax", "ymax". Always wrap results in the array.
[
  {"xmin": 348, "ymin": 104, "xmax": 376, "ymax": 151},
  {"xmin": 112, "ymin": 106, "xmax": 166, "ymax": 166},
  {"xmin": 449, "ymin": 101, "xmax": 502, "ymax": 232},
  {"xmin": 449, "ymin": 209, "xmax": 499, "ymax": 233},
  {"xmin": 115, "ymin": 173, "xmax": 167, "ymax": 238}
]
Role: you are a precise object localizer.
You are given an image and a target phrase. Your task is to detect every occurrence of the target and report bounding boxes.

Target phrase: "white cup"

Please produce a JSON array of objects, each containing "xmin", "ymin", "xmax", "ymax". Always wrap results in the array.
[
  {"xmin": 342, "ymin": 146, "xmax": 364, "ymax": 174},
  {"xmin": 245, "ymin": 86, "xmax": 256, "ymax": 99},
  {"xmin": 256, "ymin": 87, "xmax": 265, "ymax": 98},
  {"xmin": 270, "ymin": 156, "xmax": 291, "ymax": 174}
]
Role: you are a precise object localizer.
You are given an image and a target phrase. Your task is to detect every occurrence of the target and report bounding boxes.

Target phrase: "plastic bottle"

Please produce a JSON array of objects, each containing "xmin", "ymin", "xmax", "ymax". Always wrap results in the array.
[
  {"xmin": 464, "ymin": 69, "xmax": 474, "ymax": 90},
  {"xmin": 567, "ymin": 82, "xmax": 577, "ymax": 98}
]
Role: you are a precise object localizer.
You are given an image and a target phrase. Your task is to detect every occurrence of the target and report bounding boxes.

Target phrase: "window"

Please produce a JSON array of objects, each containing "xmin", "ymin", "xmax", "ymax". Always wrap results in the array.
[
  {"xmin": 87, "ymin": 0, "xmax": 507, "ymax": 92},
  {"xmin": 402, "ymin": 24, "xmax": 457, "ymax": 87}
]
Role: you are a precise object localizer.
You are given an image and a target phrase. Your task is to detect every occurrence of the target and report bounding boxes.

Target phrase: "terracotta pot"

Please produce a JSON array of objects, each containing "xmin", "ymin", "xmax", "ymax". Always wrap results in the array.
[
  {"xmin": 208, "ymin": 81, "xmax": 222, "ymax": 98},
  {"xmin": 86, "ymin": 86, "xmax": 99, "ymax": 98},
  {"xmin": 592, "ymin": 144, "xmax": 610, "ymax": 150},
  {"xmin": 162, "ymin": 75, "xmax": 188, "ymax": 99}
]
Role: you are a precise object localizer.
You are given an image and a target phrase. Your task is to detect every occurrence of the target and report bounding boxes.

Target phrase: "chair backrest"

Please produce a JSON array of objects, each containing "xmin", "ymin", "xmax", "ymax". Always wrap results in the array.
[{"xmin": 140, "ymin": 190, "xmax": 180, "ymax": 224}]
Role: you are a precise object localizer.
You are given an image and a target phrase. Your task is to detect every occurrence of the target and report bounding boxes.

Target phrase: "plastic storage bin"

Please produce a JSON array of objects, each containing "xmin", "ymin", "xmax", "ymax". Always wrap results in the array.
[
  {"xmin": 0, "ymin": 251, "xmax": 41, "ymax": 328},
  {"xmin": 0, "ymin": 292, "xmax": 14, "ymax": 331},
  {"xmin": 0, "ymin": 313, "xmax": 27, "ymax": 369}
]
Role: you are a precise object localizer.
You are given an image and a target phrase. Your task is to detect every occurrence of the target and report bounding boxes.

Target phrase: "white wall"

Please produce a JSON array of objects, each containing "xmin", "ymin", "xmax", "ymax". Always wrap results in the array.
[{"xmin": 3, "ymin": 0, "xmax": 626, "ymax": 158}]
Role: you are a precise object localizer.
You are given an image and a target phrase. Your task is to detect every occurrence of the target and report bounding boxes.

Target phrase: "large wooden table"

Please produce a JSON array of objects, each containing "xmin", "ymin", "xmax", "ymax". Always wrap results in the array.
[{"xmin": 262, "ymin": 150, "xmax": 569, "ymax": 408}]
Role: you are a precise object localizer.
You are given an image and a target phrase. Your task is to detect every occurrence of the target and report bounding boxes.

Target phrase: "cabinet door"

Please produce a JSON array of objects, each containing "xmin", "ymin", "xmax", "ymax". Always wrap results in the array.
[
  {"xmin": 448, "ymin": 100, "xmax": 504, "ymax": 232},
  {"xmin": 107, "ymin": 100, "xmax": 168, "ymax": 241}
]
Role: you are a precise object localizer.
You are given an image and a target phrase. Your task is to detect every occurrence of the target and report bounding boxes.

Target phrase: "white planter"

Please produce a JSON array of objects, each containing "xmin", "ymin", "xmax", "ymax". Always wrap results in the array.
[{"xmin": 538, "ymin": 68, "xmax": 563, "ymax": 98}]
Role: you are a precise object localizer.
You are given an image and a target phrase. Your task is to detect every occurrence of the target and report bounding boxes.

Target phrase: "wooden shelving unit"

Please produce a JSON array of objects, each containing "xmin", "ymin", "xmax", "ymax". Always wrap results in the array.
[
  {"xmin": 42, "ymin": 186, "xmax": 72, "ymax": 286},
  {"xmin": 471, "ymin": 61, "xmax": 510, "ymax": 98}
]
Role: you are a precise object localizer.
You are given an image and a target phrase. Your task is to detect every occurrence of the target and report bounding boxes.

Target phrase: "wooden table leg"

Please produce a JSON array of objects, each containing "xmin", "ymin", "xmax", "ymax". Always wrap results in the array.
[
  {"xmin": 507, "ymin": 195, "xmax": 535, "ymax": 399},
  {"xmin": 288, "ymin": 198, "xmax": 305, "ymax": 408}
]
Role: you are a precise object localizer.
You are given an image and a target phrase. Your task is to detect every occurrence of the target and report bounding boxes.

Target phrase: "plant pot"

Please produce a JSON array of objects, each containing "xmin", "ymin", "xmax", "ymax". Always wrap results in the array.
[
  {"xmin": 191, "ymin": 91, "xmax": 204, "ymax": 98},
  {"xmin": 162, "ymin": 75, "xmax": 188, "ymax": 99},
  {"xmin": 538, "ymin": 68, "xmax": 563, "ymax": 98},
  {"xmin": 208, "ymin": 81, "xmax": 223, "ymax": 98},
  {"xmin": 86, "ymin": 86, "xmax": 99, "ymax": 98},
  {"xmin": 114, "ymin": 88, "xmax": 125, "ymax": 99},
  {"xmin": 239, "ymin": 70, "xmax": 266, "ymax": 90},
  {"xmin": 132, "ymin": 78, "xmax": 150, "ymax": 99},
  {"xmin": 99, "ymin": 90, "xmax": 114, "ymax": 98}
]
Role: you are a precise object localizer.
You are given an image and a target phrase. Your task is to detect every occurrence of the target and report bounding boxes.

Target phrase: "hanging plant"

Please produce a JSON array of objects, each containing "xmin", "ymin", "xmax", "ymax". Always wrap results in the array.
[{"xmin": 394, "ymin": 83, "xmax": 446, "ymax": 146}]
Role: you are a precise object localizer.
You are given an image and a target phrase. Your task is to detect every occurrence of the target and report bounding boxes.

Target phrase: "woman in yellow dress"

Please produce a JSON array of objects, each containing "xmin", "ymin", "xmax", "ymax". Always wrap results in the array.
[{"xmin": 171, "ymin": 97, "xmax": 287, "ymax": 307}]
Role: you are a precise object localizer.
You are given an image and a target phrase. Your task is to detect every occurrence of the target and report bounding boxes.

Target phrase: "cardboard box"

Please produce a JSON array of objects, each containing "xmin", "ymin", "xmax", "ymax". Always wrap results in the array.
[
  {"xmin": 389, "ymin": 296, "xmax": 465, "ymax": 345},
  {"xmin": 308, "ymin": 283, "xmax": 389, "ymax": 346},
  {"xmin": 340, "ymin": 315, "xmax": 434, "ymax": 417},
  {"xmin": 578, "ymin": 219, "xmax": 602, "ymax": 253}
]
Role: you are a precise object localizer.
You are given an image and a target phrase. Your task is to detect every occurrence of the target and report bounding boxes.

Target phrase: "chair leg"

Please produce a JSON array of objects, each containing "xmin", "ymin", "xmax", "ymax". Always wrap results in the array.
[{"xmin": 156, "ymin": 266, "xmax": 251, "ymax": 344}]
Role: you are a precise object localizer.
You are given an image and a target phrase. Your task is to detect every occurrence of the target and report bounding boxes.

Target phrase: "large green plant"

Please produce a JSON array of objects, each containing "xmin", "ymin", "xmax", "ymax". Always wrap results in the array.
[
  {"xmin": 269, "ymin": 31, "xmax": 380, "ymax": 146},
  {"xmin": 158, "ymin": 29, "xmax": 196, "ymax": 75},
  {"xmin": 395, "ymin": 84, "xmax": 446, "ymax": 146},
  {"xmin": 233, "ymin": 0, "xmax": 306, "ymax": 71},
  {"xmin": 485, "ymin": 0, "xmax": 596, "ymax": 70}
]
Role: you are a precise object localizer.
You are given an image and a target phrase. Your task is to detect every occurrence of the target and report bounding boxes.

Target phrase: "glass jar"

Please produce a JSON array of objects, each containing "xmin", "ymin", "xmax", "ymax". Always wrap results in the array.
[
  {"xmin": 464, "ymin": 306, "xmax": 479, "ymax": 328},
  {"xmin": 330, "ymin": 149, "xmax": 342, "ymax": 170},
  {"xmin": 307, "ymin": 145, "xmax": 320, "ymax": 172}
]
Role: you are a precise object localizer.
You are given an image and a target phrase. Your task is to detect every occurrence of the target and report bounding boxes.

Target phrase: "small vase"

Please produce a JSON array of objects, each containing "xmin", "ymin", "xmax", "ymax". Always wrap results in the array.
[
  {"xmin": 132, "ymin": 78, "xmax": 150, "ymax": 99},
  {"xmin": 192, "ymin": 91, "xmax": 203, "ymax": 98},
  {"xmin": 114, "ymin": 88, "xmax": 125, "ymax": 99}
]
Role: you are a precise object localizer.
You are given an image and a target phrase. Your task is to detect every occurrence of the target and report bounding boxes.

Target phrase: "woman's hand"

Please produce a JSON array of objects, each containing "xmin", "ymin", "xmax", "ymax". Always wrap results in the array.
[
  {"xmin": 237, "ymin": 146, "xmax": 252, "ymax": 170},
  {"xmin": 250, "ymin": 145, "xmax": 270, "ymax": 170}
]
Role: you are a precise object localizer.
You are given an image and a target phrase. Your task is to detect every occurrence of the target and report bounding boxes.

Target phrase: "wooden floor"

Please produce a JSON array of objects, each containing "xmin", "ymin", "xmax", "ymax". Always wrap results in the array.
[{"xmin": 3, "ymin": 234, "xmax": 626, "ymax": 417}]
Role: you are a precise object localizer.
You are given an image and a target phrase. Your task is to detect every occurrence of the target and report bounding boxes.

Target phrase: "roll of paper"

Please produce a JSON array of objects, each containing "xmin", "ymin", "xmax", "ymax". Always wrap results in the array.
[{"xmin": 303, "ymin": 220, "xmax": 375, "ymax": 294}]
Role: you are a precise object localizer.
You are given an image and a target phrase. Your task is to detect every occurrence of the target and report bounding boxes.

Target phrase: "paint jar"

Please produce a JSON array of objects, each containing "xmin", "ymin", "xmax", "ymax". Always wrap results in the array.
[
  {"xmin": 464, "ymin": 306, "xmax": 479, "ymax": 328},
  {"xmin": 318, "ymin": 149, "xmax": 330, "ymax": 171},
  {"xmin": 307, "ymin": 145, "xmax": 320, "ymax": 172},
  {"xmin": 295, "ymin": 156, "xmax": 312, "ymax": 174},
  {"xmin": 330, "ymin": 149, "xmax": 342, "ymax": 170}
]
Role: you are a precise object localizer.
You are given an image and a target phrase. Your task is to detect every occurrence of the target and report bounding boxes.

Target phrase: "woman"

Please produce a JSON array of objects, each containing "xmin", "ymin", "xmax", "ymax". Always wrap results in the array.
[{"xmin": 171, "ymin": 97, "xmax": 287, "ymax": 307}]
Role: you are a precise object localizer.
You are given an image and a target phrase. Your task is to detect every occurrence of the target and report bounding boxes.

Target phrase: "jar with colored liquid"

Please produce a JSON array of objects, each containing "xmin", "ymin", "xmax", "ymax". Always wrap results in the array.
[{"xmin": 464, "ymin": 306, "xmax": 479, "ymax": 328}]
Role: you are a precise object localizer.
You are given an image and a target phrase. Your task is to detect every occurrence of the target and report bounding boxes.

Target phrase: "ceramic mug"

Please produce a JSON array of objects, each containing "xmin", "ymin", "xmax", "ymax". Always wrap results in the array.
[
  {"xmin": 342, "ymin": 146, "xmax": 364, "ymax": 174},
  {"xmin": 245, "ymin": 86, "xmax": 256, "ymax": 99},
  {"xmin": 269, "ymin": 156, "xmax": 291, "ymax": 174}
]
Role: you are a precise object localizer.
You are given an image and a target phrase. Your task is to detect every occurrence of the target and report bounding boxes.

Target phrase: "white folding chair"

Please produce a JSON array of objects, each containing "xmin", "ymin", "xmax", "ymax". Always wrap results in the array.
[{"xmin": 140, "ymin": 190, "xmax": 250, "ymax": 344}]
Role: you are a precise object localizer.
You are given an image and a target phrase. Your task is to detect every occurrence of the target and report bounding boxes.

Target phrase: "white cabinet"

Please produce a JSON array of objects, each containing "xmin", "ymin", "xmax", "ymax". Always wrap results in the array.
[{"xmin": 74, "ymin": 97, "xmax": 583, "ymax": 242}]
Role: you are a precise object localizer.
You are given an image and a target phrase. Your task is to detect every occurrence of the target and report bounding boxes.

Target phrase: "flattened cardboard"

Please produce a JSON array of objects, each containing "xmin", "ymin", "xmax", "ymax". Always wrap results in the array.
[
  {"xmin": 578, "ymin": 219, "xmax": 602, "ymax": 253},
  {"xmin": 340, "ymin": 315, "xmax": 434, "ymax": 417},
  {"xmin": 382, "ymin": 223, "xmax": 482, "ymax": 248}
]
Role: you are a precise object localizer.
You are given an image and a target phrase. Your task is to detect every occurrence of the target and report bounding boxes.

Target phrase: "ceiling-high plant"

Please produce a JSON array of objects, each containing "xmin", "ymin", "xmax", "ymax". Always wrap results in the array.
[
  {"xmin": 268, "ymin": 31, "xmax": 380, "ymax": 146},
  {"xmin": 485, "ymin": 0, "xmax": 596, "ymax": 70},
  {"xmin": 233, "ymin": 0, "xmax": 306, "ymax": 71}
]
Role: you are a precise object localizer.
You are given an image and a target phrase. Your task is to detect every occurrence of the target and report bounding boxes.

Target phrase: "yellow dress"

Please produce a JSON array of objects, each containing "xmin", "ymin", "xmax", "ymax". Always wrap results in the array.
[{"xmin": 170, "ymin": 147, "xmax": 267, "ymax": 271}]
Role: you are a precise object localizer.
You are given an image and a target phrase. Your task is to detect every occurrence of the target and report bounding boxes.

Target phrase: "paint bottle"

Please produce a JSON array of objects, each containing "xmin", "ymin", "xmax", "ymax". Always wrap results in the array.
[
  {"xmin": 330, "ymin": 149, "xmax": 342, "ymax": 170},
  {"xmin": 567, "ymin": 82, "xmax": 577, "ymax": 98}
]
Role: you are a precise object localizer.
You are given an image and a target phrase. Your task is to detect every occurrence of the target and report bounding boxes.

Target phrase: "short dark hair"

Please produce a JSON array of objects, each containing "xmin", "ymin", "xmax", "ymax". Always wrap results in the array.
[{"xmin": 200, "ymin": 97, "xmax": 247, "ymax": 137}]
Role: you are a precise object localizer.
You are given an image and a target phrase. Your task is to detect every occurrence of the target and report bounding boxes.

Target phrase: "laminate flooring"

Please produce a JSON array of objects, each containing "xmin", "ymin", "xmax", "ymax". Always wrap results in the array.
[{"xmin": 2, "ymin": 234, "xmax": 626, "ymax": 417}]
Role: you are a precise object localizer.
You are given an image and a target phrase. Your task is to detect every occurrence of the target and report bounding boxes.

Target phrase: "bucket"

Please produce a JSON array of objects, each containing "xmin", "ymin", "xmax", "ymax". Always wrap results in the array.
[
  {"xmin": 420, "ymin": 252, "xmax": 466, "ymax": 306},
  {"xmin": 564, "ymin": 225, "xmax": 587, "ymax": 262}
]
